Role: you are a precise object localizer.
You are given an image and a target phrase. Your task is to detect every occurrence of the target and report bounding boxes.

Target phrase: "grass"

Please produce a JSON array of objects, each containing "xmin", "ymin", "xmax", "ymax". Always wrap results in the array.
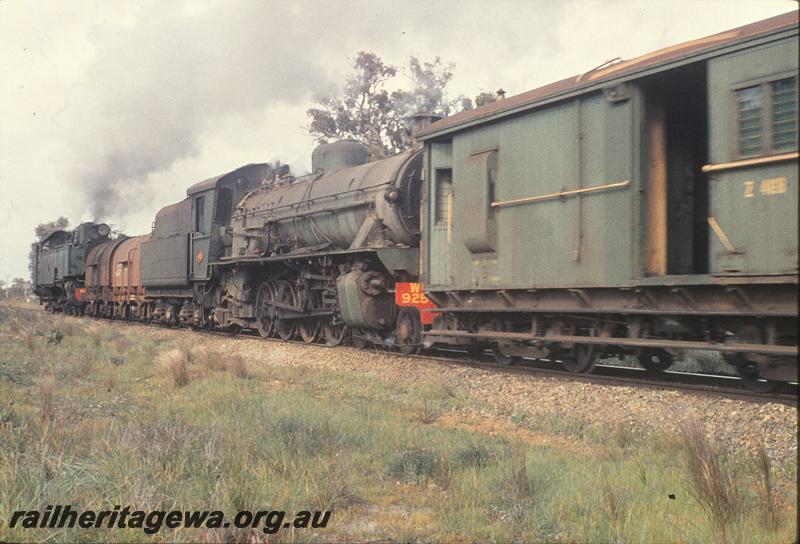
[{"xmin": 0, "ymin": 305, "xmax": 796, "ymax": 543}]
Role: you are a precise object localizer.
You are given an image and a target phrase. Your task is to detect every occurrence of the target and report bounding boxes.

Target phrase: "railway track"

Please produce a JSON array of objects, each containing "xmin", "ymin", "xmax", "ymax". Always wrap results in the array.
[{"xmin": 2, "ymin": 303, "xmax": 797, "ymax": 405}]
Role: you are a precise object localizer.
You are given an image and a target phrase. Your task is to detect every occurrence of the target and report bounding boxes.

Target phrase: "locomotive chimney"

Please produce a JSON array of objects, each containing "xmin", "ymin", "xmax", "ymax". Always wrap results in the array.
[
  {"xmin": 405, "ymin": 112, "xmax": 443, "ymax": 145},
  {"xmin": 496, "ymin": 88, "xmax": 506, "ymax": 100}
]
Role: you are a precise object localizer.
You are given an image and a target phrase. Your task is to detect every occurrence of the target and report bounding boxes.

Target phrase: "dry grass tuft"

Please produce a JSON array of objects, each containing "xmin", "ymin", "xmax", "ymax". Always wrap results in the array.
[
  {"xmin": 307, "ymin": 463, "xmax": 362, "ymax": 511},
  {"xmin": 54, "ymin": 316, "xmax": 80, "ymax": 337},
  {"xmin": 113, "ymin": 335, "xmax": 130, "ymax": 353},
  {"xmin": 159, "ymin": 349, "xmax": 191, "ymax": 388},
  {"xmin": 189, "ymin": 346, "xmax": 227, "ymax": 372},
  {"xmin": 16, "ymin": 326, "xmax": 38, "ymax": 352},
  {"xmin": 87, "ymin": 324, "xmax": 105, "ymax": 347},
  {"xmin": 226, "ymin": 354, "xmax": 251, "ymax": 379},
  {"xmin": 511, "ymin": 451, "xmax": 530, "ymax": 498},
  {"xmin": 415, "ymin": 400, "xmax": 440, "ymax": 424},
  {"xmin": 437, "ymin": 380, "xmax": 459, "ymax": 398},
  {"xmin": 682, "ymin": 423, "xmax": 741, "ymax": 533},
  {"xmin": 755, "ymin": 442, "xmax": 779, "ymax": 530},
  {"xmin": 39, "ymin": 378, "xmax": 56, "ymax": 424},
  {"xmin": 599, "ymin": 467, "xmax": 627, "ymax": 526}
]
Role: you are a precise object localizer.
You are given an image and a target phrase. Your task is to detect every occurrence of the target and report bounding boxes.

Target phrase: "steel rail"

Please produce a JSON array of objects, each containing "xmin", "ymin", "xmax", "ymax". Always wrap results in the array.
[{"xmin": 2, "ymin": 303, "xmax": 796, "ymax": 404}]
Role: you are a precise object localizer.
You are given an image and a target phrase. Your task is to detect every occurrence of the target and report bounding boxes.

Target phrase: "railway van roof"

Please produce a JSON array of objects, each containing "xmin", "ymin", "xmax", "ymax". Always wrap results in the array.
[{"xmin": 418, "ymin": 11, "xmax": 799, "ymax": 140}]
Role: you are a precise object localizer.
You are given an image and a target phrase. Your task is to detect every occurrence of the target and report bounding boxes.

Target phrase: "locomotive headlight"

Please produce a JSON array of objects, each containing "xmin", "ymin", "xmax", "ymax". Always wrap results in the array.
[
  {"xmin": 97, "ymin": 223, "xmax": 111, "ymax": 236},
  {"xmin": 384, "ymin": 188, "xmax": 400, "ymax": 203}
]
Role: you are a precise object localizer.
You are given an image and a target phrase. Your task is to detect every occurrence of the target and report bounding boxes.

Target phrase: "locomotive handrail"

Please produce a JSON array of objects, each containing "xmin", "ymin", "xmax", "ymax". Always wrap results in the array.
[
  {"xmin": 238, "ymin": 180, "xmax": 394, "ymax": 218},
  {"xmin": 701, "ymin": 151, "xmax": 798, "ymax": 173},
  {"xmin": 490, "ymin": 179, "xmax": 630, "ymax": 208}
]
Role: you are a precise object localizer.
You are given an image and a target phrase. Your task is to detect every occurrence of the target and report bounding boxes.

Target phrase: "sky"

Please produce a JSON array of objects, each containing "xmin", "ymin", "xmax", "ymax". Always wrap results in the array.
[{"xmin": 0, "ymin": 0, "xmax": 795, "ymax": 283}]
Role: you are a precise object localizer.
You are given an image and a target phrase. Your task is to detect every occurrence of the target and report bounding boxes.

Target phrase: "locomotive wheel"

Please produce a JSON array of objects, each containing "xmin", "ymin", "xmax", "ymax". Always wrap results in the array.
[
  {"xmin": 322, "ymin": 321, "xmax": 348, "ymax": 347},
  {"xmin": 297, "ymin": 284, "xmax": 322, "ymax": 343},
  {"xmin": 562, "ymin": 343, "xmax": 598, "ymax": 373},
  {"xmin": 395, "ymin": 308, "xmax": 422, "ymax": 355},
  {"xmin": 255, "ymin": 281, "xmax": 276, "ymax": 338},
  {"xmin": 352, "ymin": 329, "xmax": 369, "ymax": 349},
  {"xmin": 274, "ymin": 281, "xmax": 297, "ymax": 341},
  {"xmin": 637, "ymin": 349, "xmax": 674, "ymax": 372},
  {"xmin": 299, "ymin": 319, "xmax": 322, "ymax": 344}
]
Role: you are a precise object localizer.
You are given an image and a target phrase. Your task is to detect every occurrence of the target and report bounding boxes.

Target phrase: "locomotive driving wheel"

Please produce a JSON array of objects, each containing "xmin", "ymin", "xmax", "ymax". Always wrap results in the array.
[
  {"xmin": 298, "ymin": 319, "xmax": 322, "ymax": 344},
  {"xmin": 395, "ymin": 307, "xmax": 422, "ymax": 355},
  {"xmin": 297, "ymin": 287, "xmax": 322, "ymax": 344},
  {"xmin": 322, "ymin": 320, "xmax": 348, "ymax": 347},
  {"xmin": 274, "ymin": 281, "xmax": 297, "ymax": 341},
  {"xmin": 255, "ymin": 281, "xmax": 276, "ymax": 338}
]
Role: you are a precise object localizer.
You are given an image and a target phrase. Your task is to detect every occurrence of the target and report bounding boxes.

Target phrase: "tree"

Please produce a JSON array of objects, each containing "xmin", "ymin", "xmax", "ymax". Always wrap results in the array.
[
  {"xmin": 460, "ymin": 91, "xmax": 498, "ymax": 111},
  {"xmin": 35, "ymin": 217, "xmax": 70, "ymax": 240},
  {"xmin": 29, "ymin": 217, "xmax": 71, "ymax": 273},
  {"xmin": 307, "ymin": 52, "xmax": 461, "ymax": 160}
]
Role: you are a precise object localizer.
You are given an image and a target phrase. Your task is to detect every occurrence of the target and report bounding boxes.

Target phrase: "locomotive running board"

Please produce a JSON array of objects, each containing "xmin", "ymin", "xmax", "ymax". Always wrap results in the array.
[{"xmin": 424, "ymin": 330, "xmax": 798, "ymax": 356}]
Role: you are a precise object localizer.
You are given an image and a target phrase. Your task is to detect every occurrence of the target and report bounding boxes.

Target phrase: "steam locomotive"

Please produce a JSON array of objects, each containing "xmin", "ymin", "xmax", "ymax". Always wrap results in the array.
[{"xmin": 32, "ymin": 12, "xmax": 798, "ymax": 391}]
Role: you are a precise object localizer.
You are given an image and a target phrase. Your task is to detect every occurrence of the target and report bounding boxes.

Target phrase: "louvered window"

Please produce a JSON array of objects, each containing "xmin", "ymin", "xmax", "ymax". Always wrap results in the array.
[
  {"xmin": 435, "ymin": 169, "xmax": 453, "ymax": 226},
  {"xmin": 737, "ymin": 86, "xmax": 763, "ymax": 157},
  {"xmin": 771, "ymin": 77, "xmax": 797, "ymax": 152},
  {"xmin": 736, "ymin": 76, "xmax": 798, "ymax": 158}
]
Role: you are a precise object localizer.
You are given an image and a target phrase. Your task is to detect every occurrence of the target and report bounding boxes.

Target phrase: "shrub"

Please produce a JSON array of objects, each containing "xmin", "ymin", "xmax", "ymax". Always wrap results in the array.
[
  {"xmin": 455, "ymin": 444, "xmax": 492, "ymax": 469},
  {"xmin": 385, "ymin": 448, "xmax": 442, "ymax": 483},
  {"xmin": 46, "ymin": 329, "xmax": 64, "ymax": 345}
]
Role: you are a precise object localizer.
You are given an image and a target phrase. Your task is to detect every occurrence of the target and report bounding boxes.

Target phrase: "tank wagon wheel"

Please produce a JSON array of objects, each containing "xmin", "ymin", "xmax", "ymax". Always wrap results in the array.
[
  {"xmin": 322, "ymin": 321, "xmax": 348, "ymax": 347},
  {"xmin": 274, "ymin": 281, "xmax": 297, "ymax": 341},
  {"xmin": 465, "ymin": 347, "xmax": 485, "ymax": 359},
  {"xmin": 562, "ymin": 343, "xmax": 598, "ymax": 373},
  {"xmin": 395, "ymin": 307, "xmax": 422, "ymax": 355},
  {"xmin": 491, "ymin": 350, "xmax": 520, "ymax": 366},
  {"xmin": 637, "ymin": 348, "xmax": 674, "ymax": 373},
  {"xmin": 255, "ymin": 281, "xmax": 276, "ymax": 338},
  {"xmin": 728, "ymin": 325, "xmax": 780, "ymax": 393}
]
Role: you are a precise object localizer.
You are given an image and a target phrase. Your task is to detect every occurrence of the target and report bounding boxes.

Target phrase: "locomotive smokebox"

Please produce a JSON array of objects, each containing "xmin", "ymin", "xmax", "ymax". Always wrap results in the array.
[{"xmin": 311, "ymin": 139, "xmax": 369, "ymax": 173}]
